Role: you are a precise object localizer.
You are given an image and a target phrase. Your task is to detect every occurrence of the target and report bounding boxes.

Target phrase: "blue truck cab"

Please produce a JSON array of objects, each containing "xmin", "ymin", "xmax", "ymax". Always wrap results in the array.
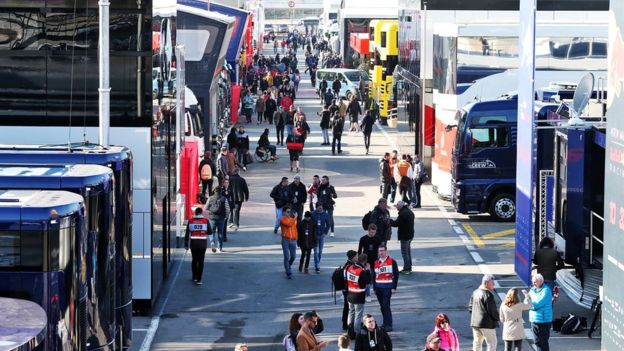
[{"xmin": 450, "ymin": 96, "xmax": 558, "ymax": 221}]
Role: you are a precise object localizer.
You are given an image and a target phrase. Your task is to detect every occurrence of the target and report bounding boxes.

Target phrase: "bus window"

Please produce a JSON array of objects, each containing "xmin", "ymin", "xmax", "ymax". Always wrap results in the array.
[{"xmin": 0, "ymin": 230, "xmax": 43, "ymax": 270}]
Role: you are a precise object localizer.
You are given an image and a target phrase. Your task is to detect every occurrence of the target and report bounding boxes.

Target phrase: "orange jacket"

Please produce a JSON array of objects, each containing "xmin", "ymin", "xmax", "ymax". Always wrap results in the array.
[
  {"xmin": 397, "ymin": 160, "xmax": 411, "ymax": 177},
  {"xmin": 280, "ymin": 216, "xmax": 298, "ymax": 241}
]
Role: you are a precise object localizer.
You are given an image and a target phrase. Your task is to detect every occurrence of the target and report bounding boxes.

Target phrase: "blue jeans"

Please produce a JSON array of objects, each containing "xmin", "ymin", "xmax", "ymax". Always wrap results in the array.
[
  {"xmin": 209, "ymin": 218, "xmax": 225, "ymax": 250},
  {"xmin": 286, "ymin": 124, "xmax": 294, "ymax": 136},
  {"xmin": 274, "ymin": 207, "xmax": 284, "ymax": 231},
  {"xmin": 374, "ymin": 287, "xmax": 393, "ymax": 328},
  {"xmin": 281, "ymin": 239, "xmax": 297, "ymax": 276},
  {"xmin": 314, "ymin": 234, "xmax": 325, "ymax": 269}
]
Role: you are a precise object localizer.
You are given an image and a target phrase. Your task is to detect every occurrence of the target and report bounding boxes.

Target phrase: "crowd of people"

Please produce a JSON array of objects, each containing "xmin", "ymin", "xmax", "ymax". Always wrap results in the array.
[{"xmin": 185, "ymin": 27, "xmax": 565, "ymax": 351}]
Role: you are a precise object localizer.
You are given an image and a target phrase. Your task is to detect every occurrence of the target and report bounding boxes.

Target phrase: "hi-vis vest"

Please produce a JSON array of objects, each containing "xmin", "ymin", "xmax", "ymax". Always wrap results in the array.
[
  {"xmin": 374, "ymin": 257, "xmax": 394, "ymax": 284},
  {"xmin": 346, "ymin": 264, "xmax": 365, "ymax": 293},
  {"xmin": 188, "ymin": 217, "xmax": 209, "ymax": 240}
]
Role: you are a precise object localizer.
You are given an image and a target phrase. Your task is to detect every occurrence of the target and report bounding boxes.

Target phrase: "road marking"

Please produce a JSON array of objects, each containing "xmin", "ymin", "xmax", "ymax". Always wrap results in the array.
[
  {"xmin": 479, "ymin": 264, "xmax": 493, "ymax": 276},
  {"xmin": 452, "ymin": 226, "xmax": 464, "ymax": 235},
  {"xmin": 470, "ymin": 251, "xmax": 484, "ymax": 263},
  {"xmin": 139, "ymin": 250, "xmax": 188, "ymax": 351},
  {"xmin": 448, "ymin": 219, "xmax": 457, "ymax": 226},
  {"xmin": 482, "ymin": 228, "xmax": 515, "ymax": 239},
  {"xmin": 500, "ymin": 242, "xmax": 515, "ymax": 248},
  {"xmin": 463, "ymin": 224, "xmax": 485, "ymax": 248}
]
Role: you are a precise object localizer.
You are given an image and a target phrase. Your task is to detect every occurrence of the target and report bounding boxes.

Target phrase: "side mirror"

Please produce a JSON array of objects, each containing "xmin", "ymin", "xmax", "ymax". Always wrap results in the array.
[{"xmin": 463, "ymin": 130, "xmax": 472, "ymax": 155}]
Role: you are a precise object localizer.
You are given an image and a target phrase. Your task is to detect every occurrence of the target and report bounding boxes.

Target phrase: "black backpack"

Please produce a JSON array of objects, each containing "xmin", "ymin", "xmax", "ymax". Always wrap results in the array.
[
  {"xmin": 208, "ymin": 196, "xmax": 225, "ymax": 216},
  {"xmin": 362, "ymin": 211, "xmax": 372, "ymax": 230},
  {"xmin": 331, "ymin": 265, "xmax": 347, "ymax": 304},
  {"xmin": 560, "ymin": 314, "xmax": 587, "ymax": 334}
]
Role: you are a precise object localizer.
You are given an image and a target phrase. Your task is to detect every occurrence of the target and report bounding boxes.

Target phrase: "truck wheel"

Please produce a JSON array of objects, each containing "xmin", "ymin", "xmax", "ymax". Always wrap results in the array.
[{"xmin": 489, "ymin": 193, "xmax": 516, "ymax": 222}]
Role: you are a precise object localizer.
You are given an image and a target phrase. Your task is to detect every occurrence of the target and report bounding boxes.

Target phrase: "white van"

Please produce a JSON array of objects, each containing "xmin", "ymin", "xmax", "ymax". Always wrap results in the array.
[{"xmin": 314, "ymin": 68, "xmax": 368, "ymax": 99}]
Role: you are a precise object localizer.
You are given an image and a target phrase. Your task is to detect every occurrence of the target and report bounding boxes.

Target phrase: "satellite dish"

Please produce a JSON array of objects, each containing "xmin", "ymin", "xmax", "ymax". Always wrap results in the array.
[{"xmin": 567, "ymin": 73, "xmax": 594, "ymax": 127}]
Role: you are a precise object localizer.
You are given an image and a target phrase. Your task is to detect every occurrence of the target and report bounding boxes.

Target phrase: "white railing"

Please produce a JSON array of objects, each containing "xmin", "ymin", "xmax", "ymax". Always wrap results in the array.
[{"xmin": 589, "ymin": 211, "xmax": 604, "ymax": 265}]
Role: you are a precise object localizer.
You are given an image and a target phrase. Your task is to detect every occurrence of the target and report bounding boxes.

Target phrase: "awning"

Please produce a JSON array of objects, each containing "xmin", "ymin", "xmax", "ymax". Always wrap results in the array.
[{"xmin": 349, "ymin": 33, "xmax": 370, "ymax": 55}]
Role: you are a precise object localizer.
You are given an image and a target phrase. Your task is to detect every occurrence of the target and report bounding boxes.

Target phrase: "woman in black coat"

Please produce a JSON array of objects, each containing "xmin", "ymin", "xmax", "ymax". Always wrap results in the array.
[
  {"xmin": 297, "ymin": 211, "xmax": 317, "ymax": 273},
  {"xmin": 226, "ymin": 127, "xmax": 239, "ymax": 150}
]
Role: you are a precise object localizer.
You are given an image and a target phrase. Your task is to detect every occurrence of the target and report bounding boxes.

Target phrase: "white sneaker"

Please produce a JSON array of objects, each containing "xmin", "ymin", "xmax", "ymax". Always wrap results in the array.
[
  {"xmin": 329, "ymin": 232, "xmax": 335, "ymax": 237},
  {"xmin": 217, "ymin": 248, "xmax": 223, "ymax": 253},
  {"xmin": 228, "ymin": 223, "xmax": 236, "ymax": 228},
  {"xmin": 366, "ymin": 296, "xmax": 372, "ymax": 303}
]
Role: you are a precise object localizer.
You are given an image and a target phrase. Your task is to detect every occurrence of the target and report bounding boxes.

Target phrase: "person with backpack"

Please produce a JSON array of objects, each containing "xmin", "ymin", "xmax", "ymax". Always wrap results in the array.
[
  {"xmin": 198, "ymin": 151, "xmax": 216, "ymax": 196},
  {"xmin": 525, "ymin": 274, "xmax": 553, "ymax": 351},
  {"xmin": 297, "ymin": 211, "xmax": 317, "ymax": 274},
  {"xmin": 316, "ymin": 176, "xmax": 337, "ymax": 237},
  {"xmin": 335, "ymin": 250, "xmax": 359, "ymax": 331},
  {"xmin": 500, "ymin": 288, "xmax": 532, "ymax": 351},
  {"xmin": 271, "ymin": 177, "xmax": 293, "ymax": 235},
  {"xmin": 206, "ymin": 186, "xmax": 227, "ymax": 253},
  {"xmin": 184, "ymin": 207, "xmax": 211, "ymax": 285},
  {"xmin": 347, "ymin": 254, "xmax": 372, "ymax": 337},
  {"xmin": 311, "ymin": 202, "xmax": 331, "ymax": 273}
]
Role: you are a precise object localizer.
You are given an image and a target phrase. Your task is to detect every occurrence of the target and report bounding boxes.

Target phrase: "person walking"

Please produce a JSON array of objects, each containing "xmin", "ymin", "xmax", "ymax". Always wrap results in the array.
[
  {"xmin": 379, "ymin": 153, "xmax": 392, "ymax": 201},
  {"xmin": 280, "ymin": 206, "xmax": 298, "ymax": 279},
  {"xmin": 347, "ymin": 254, "xmax": 372, "ymax": 337},
  {"xmin": 469, "ymin": 275, "xmax": 500, "ymax": 351},
  {"xmin": 396, "ymin": 155, "xmax": 413, "ymax": 203},
  {"xmin": 372, "ymin": 245, "xmax": 399, "ymax": 332},
  {"xmin": 431, "ymin": 313, "xmax": 460, "ymax": 351},
  {"xmin": 206, "ymin": 186, "xmax": 227, "ymax": 253},
  {"xmin": 354, "ymin": 314, "xmax": 392, "ymax": 351},
  {"xmin": 500, "ymin": 288, "xmax": 532, "ymax": 351},
  {"xmin": 227, "ymin": 127, "xmax": 239, "ymax": 151},
  {"xmin": 265, "ymin": 93, "xmax": 277, "ymax": 124},
  {"xmin": 274, "ymin": 106, "xmax": 287, "ymax": 145},
  {"xmin": 388, "ymin": 150, "xmax": 399, "ymax": 205},
  {"xmin": 297, "ymin": 211, "xmax": 317, "ymax": 274},
  {"xmin": 370, "ymin": 198, "xmax": 392, "ymax": 244},
  {"xmin": 286, "ymin": 128, "xmax": 304, "ymax": 173},
  {"xmin": 184, "ymin": 207, "xmax": 211, "ymax": 285},
  {"xmin": 319, "ymin": 105, "xmax": 331, "ymax": 145},
  {"xmin": 271, "ymin": 177, "xmax": 293, "ymax": 234},
  {"xmin": 332, "ymin": 76, "xmax": 342, "ymax": 97},
  {"xmin": 390, "ymin": 201, "xmax": 415, "ymax": 274},
  {"xmin": 360, "ymin": 110, "xmax": 375, "ymax": 154},
  {"xmin": 331, "ymin": 113, "xmax": 345, "ymax": 155},
  {"xmin": 412, "ymin": 155, "xmax": 425, "ymax": 208},
  {"xmin": 307, "ymin": 175, "xmax": 320, "ymax": 212},
  {"xmin": 533, "ymin": 237, "xmax": 565, "ymax": 292},
  {"xmin": 289, "ymin": 174, "xmax": 307, "ymax": 221},
  {"xmin": 342, "ymin": 250, "xmax": 359, "ymax": 331},
  {"xmin": 216, "ymin": 146, "xmax": 229, "ymax": 184},
  {"xmin": 228, "ymin": 168, "xmax": 249, "ymax": 231},
  {"xmin": 237, "ymin": 125, "xmax": 250, "ymax": 167},
  {"xmin": 221, "ymin": 178, "xmax": 233, "ymax": 243},
  {"xmin": 198, "ymin": 151, "xmax": 216, "ymax": 196},
  {"xmin": 311, "ymin": 202, "xmax": 331, "ymax": 273},
  {"xmin": 347, "ymin": 95, "xmax": 362, "ymax": 133},
  {"xmin": 526, "ymin": 274, "xmax": 553, "ymax": 351},
  {"xmin": 296, "ymin": 312, "xmax": 328, "ymax": 351},
  {"xmin": 255, "ymin": 95, "xmax": 266, "ymax": 124},
  {"xmin": 243, "ymin": 93, "xmax": 254, "ymax": 123},
  {"xmin": 316, "ymin": 175, "xmax": 337, "ymax": 237}
]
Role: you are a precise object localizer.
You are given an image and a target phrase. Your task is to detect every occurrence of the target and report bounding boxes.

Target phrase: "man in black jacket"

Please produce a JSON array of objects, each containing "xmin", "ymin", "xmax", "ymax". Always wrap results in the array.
[
  {"xmin": 228, "ymin": 169, "xmax": 249, "ymax": 230},
  {"xmin": 265, "ymin": 95, "xmax": 277, "ymax": 124},
  {"xmin": 270, "ymin": 177, "xmax": 293, "ymax": 234},
  {"xmin": 332, "ymin": 77, "xmax": 342, "ymax": 97},
  {"xmin": 468, "ymin": 275, "xmax": 499, "ymax": 351},
  {"xmin": 390, "ymin": 201, "xmax": 415, "ymax": 274},
  {"xmin": 379, "ymin": 153, "xmax": 392, "ymax": 200},
  {"xmin": 370, "ymin": 198, "xmax": 391, "ymax": 243},
  {"xmin": 331, "ymin": 114, "xmax": 345, "ymax": 155},
  {"xmin": 354, "ymin": 314, "xmax": 392, "ymax": 351},
  {"xmin": 288, "ymin": 174, "xmax": 307, "ymax": 224},
  {"xmin": 316, "ymin": 175, "xmax": 338, "ymax": 236}
]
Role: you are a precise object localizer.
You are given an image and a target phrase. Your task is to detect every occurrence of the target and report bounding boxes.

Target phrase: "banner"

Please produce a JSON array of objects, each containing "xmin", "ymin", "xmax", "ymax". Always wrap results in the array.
[{"xmin": 515, "ymin": 0, "xmax": 536, "ymax": 287}]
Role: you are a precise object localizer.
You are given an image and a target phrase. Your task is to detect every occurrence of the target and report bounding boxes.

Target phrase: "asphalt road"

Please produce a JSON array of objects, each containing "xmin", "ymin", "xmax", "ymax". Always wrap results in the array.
[{"xmin": 130, "ymin": 46, "xmax": 601, "ymax": 351}]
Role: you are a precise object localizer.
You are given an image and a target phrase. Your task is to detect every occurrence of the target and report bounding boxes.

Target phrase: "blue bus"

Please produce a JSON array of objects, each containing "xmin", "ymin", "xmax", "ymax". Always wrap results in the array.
[
  {"xmin": 0, "ymin": 164, "xmax": 116, "ymax": 351},
  {"xmin": 0, "ymin": 144, "xmax": 133, "ymax": 347},
  {"xmin": 0, "ymin": 190, "xmax": 88, "ymax": 351}
]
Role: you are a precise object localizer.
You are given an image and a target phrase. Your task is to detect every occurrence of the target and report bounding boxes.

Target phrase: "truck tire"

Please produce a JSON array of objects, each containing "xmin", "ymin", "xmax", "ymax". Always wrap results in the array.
[{"xmin": 489, "ymin": 193, "xmax": 516, "ymax": 222}]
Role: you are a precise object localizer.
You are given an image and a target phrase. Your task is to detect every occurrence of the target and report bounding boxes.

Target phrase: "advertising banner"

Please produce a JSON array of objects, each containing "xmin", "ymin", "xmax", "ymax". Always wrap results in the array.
[
  {"xmin": 515, "ymin": 0, "xmax": 536, "ymax": 287},
  {"xmin": 602, "ymin": 1, "xmax": 624, "ymax": 349}
]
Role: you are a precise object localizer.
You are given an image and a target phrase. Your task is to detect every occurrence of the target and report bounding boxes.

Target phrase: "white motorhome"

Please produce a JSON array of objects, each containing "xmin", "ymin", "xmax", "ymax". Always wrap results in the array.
[{"xmin": 430, "ymin": 19, "xmax": 608, "ymax": 198}]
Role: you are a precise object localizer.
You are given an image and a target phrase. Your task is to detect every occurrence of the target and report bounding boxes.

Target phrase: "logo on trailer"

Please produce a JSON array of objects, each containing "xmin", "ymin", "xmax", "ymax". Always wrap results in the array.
[
  {"xmin": 288, "ymin": 0, "xmax": 295, "ymax": 8},
  {"xmin": 468, "ymin": 159, "xmax": 496, "ymax": 169}
]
